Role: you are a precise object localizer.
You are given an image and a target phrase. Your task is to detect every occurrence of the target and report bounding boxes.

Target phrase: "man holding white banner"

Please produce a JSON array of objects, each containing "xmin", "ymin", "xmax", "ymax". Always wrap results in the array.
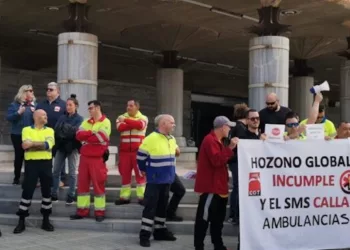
[
  {"xmin": 238, "ymin": 139, "xmax": 350, "ymax": 250},
  {"xmin": 335, "ymin": 121, "xmax": 350, "ymax": 139},
  {"xmin": 283, "ymin": 111, "xmax": 306, "ymax": 140},
  {"xmin": 194, "ymin": 116, "xmax": 238, "ymax": 250}
]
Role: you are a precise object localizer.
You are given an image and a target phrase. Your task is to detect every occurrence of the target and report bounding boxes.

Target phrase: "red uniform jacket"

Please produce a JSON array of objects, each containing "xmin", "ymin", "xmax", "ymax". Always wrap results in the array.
[
  {"xmin": 116, "ymin": 111, "xmax": 148, "ymax": 153},
  {"xmin": 76, "ymin": 115, "xmax": 111, "ymax": 157},
  {"xmin": 194, "ymin": 131, "xmax": 233, "ymax": 196}
]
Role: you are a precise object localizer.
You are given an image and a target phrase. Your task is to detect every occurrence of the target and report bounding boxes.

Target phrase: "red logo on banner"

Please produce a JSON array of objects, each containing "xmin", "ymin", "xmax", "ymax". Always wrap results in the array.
[
  {"xmin": 340, "ymin": 170, "xmax": 350, "ymax": 194},
  {"xmin": 272, "ymin": 128, "xmax": 280, "ymax": 136},
  {"xmin": 248, "ymin": 172, "xmax": 261, "ymax": 196}
]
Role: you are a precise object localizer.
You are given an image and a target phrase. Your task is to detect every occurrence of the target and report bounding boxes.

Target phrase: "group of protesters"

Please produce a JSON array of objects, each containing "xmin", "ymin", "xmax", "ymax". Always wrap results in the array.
[
  {"xmin": 5, "ymin": 82, "xmax": 186, "ymax": 248},
  {"xmin": 196, "ymin": 91, "xmax": 350, "ymax": 250},
  {"xmin": 5, "ymin": 80, "xmax": 348, "ymax": 249}
]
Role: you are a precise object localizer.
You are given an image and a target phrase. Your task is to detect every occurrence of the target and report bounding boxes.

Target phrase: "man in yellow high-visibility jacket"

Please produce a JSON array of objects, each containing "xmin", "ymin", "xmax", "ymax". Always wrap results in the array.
[
  {"xmin": 13, "ymin": 109, "xmax": 55, "ymax": 234},
  {"xmin": 137, "ymin": 114, "xmax": 177, "ymax": 247},
  {"xmin": 70, "ymin": 100, "xmax": 111, "ymax": 222}
]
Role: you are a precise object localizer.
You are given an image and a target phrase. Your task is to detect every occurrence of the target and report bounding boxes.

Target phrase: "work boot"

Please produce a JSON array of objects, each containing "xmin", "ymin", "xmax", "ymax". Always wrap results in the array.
[
  {"xmin": 140, "ymin": 238, "xmax": 151, "ymax": 247},
  {"xmin": 166, "ymin": 213, "xmax": 183, "ymax": 222},
  {"xmin": 153, "ymin": 229, "xmax": 177, "ymax": 241},
  {"xmin": 114, "ymin": 199, "xmax": 130, "ymax": 205},
  {"xmin": 70, "ymin": 214, "xmax": 84, "ymax": 220},
  {"xmin": 95, "ymin": 216, "xmax": 105, "ymax": 222},
  {"xmin": 41, "ymin": 216, "xmax": 54, "ymax": 232},
  {"xmin": 13, "ymin": 217, "xmax": 26, "ymax": 234}
]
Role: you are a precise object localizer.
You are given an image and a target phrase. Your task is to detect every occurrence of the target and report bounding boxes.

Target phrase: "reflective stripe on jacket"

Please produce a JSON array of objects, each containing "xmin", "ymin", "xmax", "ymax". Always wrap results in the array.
[
  {"xmin": 117, "ymin": 111, "xmax": 148, "ymax": 152},
  {"xmin": 76, "ymin": 115, "xmax": 111, "ymax": 157},
  {"xmin": 137, "ymin": 131, "xmax": 178, "ymax": 184}
]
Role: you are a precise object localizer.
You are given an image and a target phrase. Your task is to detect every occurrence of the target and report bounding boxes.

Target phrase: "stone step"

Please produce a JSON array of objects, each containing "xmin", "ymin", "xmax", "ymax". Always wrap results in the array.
[
  {"xmin": 0, "ymin": 172, "xmax": 202, "ymax": 189},
  {"xmin": 0, "ymin": 184, "xmax": 202, "ymax": 204},
  {"xmin": 0, "ymin": 214, "xmax": 238, "ymax": 236},
  {"xmin": 0, "ymin": 171, "xmax": 234, "ymax": 189},
  {"xmin": 0, "ymin": 198, "xmax": 231, "ymax": 222}
]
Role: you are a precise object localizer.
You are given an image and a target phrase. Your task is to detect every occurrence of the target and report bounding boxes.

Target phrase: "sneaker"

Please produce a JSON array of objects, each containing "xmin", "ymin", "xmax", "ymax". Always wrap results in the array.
[
  {"xmin": 66, "ymin": 196, "xmax": 75, "ymax": 205},
  {"xmin": 228, "ymin": 217, "xmax": 239, "ymax": 225},
  {"xmin": 51, "ymin": 195, "xmax": 58, "ymax": 202},
  {"xmin": 70, "ymin": 214, "xmax": 84, "ymax": 220},
  {"xmin": 166, "ymin": 214, "xmax": 183, "ymax": 222}
]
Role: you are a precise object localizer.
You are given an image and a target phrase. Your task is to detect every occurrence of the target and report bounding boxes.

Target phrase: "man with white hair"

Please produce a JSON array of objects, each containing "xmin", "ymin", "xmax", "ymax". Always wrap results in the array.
[
  {"xmin": 37, "ymin": 82, "xmax": 67, "ymax": 186},
  {"xmin": 259, "ymin": 92, "xmax": 290, "ymax": 133},
  {"xmin": 137, "ymin": 114, "xmax": 177, "ymax": 247},
  {"xmin": 36, "ymin": 82, "xmax": 66, "ymax": 129}
]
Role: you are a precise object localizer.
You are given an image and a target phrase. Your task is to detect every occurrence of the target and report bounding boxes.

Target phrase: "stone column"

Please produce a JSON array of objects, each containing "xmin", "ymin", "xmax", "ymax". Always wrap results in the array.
[
  {"xmin": 289, "ymin": 76, "xmax": 314, "ymax": 119},
  {"xmin": 249, "ymin": 36, "xmax": 290, "ymax": 110},
  {"xmin": 156, "ymin": 67, "xmax": 186, "ymax": 147},
  {"xmin": 289, "ymin": 59, "xmax": 315, "ymax": 119},
  {"xmin": 340, "ymin": 60, "xmax": 350, "ymax": 122},
  {"xmin": 57, "ymin": 32, "xmax": 98, "ymax": 118},
  {"xmin": 58, "ymin": 2, "xmax": 97, "ymax": 118}
]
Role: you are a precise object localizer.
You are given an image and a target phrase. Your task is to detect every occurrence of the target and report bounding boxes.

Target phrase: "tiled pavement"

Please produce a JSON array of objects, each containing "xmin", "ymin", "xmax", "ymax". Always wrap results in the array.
[{"xmin": 0, "ymin": 225, "xmax": 238, "ymax": 250}]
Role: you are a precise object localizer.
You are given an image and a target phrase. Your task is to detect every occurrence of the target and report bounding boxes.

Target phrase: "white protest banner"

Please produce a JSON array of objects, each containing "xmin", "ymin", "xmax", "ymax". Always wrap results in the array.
[{"xmin": 238, "ymin": 139, "xmax": 350, "ymax": 250}]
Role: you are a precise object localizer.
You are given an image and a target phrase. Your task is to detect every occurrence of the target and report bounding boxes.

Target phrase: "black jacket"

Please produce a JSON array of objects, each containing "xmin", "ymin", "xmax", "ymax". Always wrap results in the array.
[
  {"xmin": 55, "ymin": 112, "xmax": 83, "ymax": 154},
  {"xmin": 226, "ymin": 121, "xmax": 248, "ymax": 164}
]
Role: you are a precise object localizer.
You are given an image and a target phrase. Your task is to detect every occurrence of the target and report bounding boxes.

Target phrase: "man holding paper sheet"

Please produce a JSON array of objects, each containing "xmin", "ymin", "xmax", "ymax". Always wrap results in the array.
[{"xmin": 283, "ymin": 111, "xmax": 306, "ymax": 141}]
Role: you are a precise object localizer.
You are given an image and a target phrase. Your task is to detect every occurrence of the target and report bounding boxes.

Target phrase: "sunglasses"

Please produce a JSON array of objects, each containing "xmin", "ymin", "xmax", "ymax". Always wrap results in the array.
[
  {"xmin": 286, "ymin": 122, "xmax": 299, "ymax": 128},
  {"xmin": 46, "ymin": 88, "xmax": 55, "ymax": 92},
  {"xmin": 249, "ymin": 117, "xmax": 260, "ymax": 121},
  {"xmin": 25, "ymin": 89, "xmax": 33, "ymax": 93},
  {"xmin": 266, "ymin": 102, "xmax": 276, "ymax": 106}
]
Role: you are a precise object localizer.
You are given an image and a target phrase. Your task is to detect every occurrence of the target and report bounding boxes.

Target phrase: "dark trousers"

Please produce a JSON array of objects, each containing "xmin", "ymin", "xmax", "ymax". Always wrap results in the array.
[
  {"xmin": 167, "ymin": 174, "xmax": 186, "ymax": 216},
  {"xmin": 229, "ymin": 162, "xmax": 239, "ymax": 219},
  {"xmin": 194, "ymin": 193, "xmax": 228, "ymax": 250},
  {"xmin": 140, "ymin": 183, "xmax": 170, "ymax": 240},
  {"xmin": 16, "ymin": 160, "xmax": 53, "ymax": 218},
  {"xmin": 11, "ymin": 134, "xmax": 24, "ymax": 181}
]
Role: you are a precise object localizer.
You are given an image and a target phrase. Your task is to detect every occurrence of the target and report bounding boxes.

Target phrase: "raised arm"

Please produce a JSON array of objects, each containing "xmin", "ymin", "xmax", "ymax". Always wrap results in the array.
[{"xmin": 307, "ymin": 93, "xmax": 323, "ymax": 124}]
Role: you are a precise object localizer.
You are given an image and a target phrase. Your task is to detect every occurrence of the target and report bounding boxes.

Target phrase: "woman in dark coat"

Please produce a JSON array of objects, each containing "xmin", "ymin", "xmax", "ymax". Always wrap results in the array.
[{"xmin": 51, "ymin": 94, "xmax": 83, "ymax": 205}]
